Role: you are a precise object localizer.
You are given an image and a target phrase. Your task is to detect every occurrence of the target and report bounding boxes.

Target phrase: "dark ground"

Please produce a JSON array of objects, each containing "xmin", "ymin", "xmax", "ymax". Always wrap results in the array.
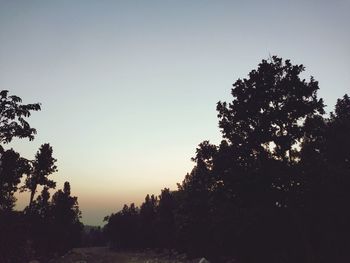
[{"xmin": 48, "ymin": 247, "xmax": 207, "ymax": 263}]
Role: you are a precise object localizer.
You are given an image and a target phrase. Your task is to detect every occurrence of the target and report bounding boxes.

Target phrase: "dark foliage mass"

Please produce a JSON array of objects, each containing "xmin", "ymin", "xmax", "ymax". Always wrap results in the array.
[
  {"xmin": 0, "ymin": 91, "xmax": 83, "ymax": 262},
  {"xmin": 104, "ymin": 57, "xmax": 350, "ymax": 263}
]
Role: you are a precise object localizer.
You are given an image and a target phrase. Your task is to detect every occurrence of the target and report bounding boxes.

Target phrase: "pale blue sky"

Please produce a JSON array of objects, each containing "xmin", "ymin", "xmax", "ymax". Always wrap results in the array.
[{"xmin": 0, "ymin": 0, "xmax": 349, "ymax": 225}]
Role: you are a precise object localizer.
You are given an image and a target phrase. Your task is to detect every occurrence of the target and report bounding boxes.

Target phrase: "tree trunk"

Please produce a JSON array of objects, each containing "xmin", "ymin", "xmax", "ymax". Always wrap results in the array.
[{"xmin": 28, "ymin": 185, "xmax": 37, "ymax": 210}]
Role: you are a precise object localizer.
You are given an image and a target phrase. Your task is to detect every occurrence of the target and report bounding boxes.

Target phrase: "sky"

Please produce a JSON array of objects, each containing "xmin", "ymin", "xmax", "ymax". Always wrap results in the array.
[{"xmin": 0, "ymin": 0, "xmax": 349, "ymax": 225}]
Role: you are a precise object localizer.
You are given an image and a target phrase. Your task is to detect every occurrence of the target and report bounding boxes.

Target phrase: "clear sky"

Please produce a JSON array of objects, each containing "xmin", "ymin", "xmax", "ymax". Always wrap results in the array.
[{"xmin": 0, "ymin": 0, "xmax": 349, "ymax": 225}]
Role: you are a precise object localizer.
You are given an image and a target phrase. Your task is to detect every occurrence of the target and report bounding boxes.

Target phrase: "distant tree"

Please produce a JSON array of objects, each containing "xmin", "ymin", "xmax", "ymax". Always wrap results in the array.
[
  {"xmin": 25, "ymin": 143, "xmax": 57, "ymax": 210},
  {"xmin": 156, "ymin": 188, "xmax": 176, "ymax": 248},
  {"xmin": 31, "ymin": 186, "xmax": 51, "ymax": 218},
  {"xmin": 50, "ymin": 182, "xmax": 83, "ymax": 254},
  {"xmin": 51, "ymin": 181, "xmax": 81, "ymax": 223},
  {"xmin": 104, "ymin": 211, "xmax": 123, "ymax": 248},
  {"xmin": 0, "ymin": 90, "xmax": 41, "ymax": 144},
  {"xmin": 104, "ymin": 203, "xmax": 141, "ymax": 249},
  {"xmin": 81, "ymin": 226, "xmax": 105, "ymax": 247},
  {"xmin": 139, "ymin": 194, "xmax": 157, "ymax": 247}
]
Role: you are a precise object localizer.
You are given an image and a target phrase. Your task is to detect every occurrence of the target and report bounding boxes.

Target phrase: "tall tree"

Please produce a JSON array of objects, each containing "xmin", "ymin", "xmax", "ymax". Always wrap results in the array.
[{"xmin": 25, "ymin": 143, "xmax": 57, "ymax": 209}]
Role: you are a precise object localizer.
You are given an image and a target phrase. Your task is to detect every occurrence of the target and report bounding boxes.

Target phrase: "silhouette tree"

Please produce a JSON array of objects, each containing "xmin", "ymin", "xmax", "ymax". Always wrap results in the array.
[
  {"xmin": 104, "ymin": 203, "xmax": 141, "ymax": 249},
  {"xmin": 25, "ymin": 143, "xmax": 57, "ymax": 210},
  {"xmin": 50, "ymin": 182, "xmax": 83, "ymax": 254},
  {"xmin": 156, "ymin": 188, "xmax": 176, "ymax": 249},
  {"xmin": 139, "ymin": 194, "xmax": 158, "ymax": 247}
]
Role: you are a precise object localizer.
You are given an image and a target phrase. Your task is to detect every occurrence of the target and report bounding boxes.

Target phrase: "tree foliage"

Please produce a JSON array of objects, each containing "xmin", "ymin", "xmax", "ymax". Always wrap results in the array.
[
  {"xmin": 217, "ymin": 56, "xmax": 324, "ymax": 162},
  {"xmin": 25, "ymin": 143, "xmax": 57, "ymax": 209},
  {"xmin": 0, "ymin": 90, "xmax": 41, "ymax": 144}
]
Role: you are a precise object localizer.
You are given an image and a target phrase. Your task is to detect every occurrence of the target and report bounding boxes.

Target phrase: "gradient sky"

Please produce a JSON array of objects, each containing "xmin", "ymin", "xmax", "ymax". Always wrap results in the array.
[{"xmin": 0, "ymin": 0, "xmax": 349, "ymax": 225}]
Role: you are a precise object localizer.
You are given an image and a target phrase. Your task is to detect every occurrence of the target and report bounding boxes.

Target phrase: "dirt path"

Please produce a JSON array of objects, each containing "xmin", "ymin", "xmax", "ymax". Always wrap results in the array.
[{"xmin": 50, "ymin": 247, "xmax": 200, "ymax": 263}]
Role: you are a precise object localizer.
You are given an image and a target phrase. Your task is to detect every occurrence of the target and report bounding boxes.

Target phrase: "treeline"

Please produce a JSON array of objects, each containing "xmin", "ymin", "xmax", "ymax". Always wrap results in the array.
[
  {"xmin": 0, "ymin": 91, "xmax": 83, "ymax": 262},
  {"xmin": 104, "ymin": 57, "xmax": 350, "ymax": 263}
]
